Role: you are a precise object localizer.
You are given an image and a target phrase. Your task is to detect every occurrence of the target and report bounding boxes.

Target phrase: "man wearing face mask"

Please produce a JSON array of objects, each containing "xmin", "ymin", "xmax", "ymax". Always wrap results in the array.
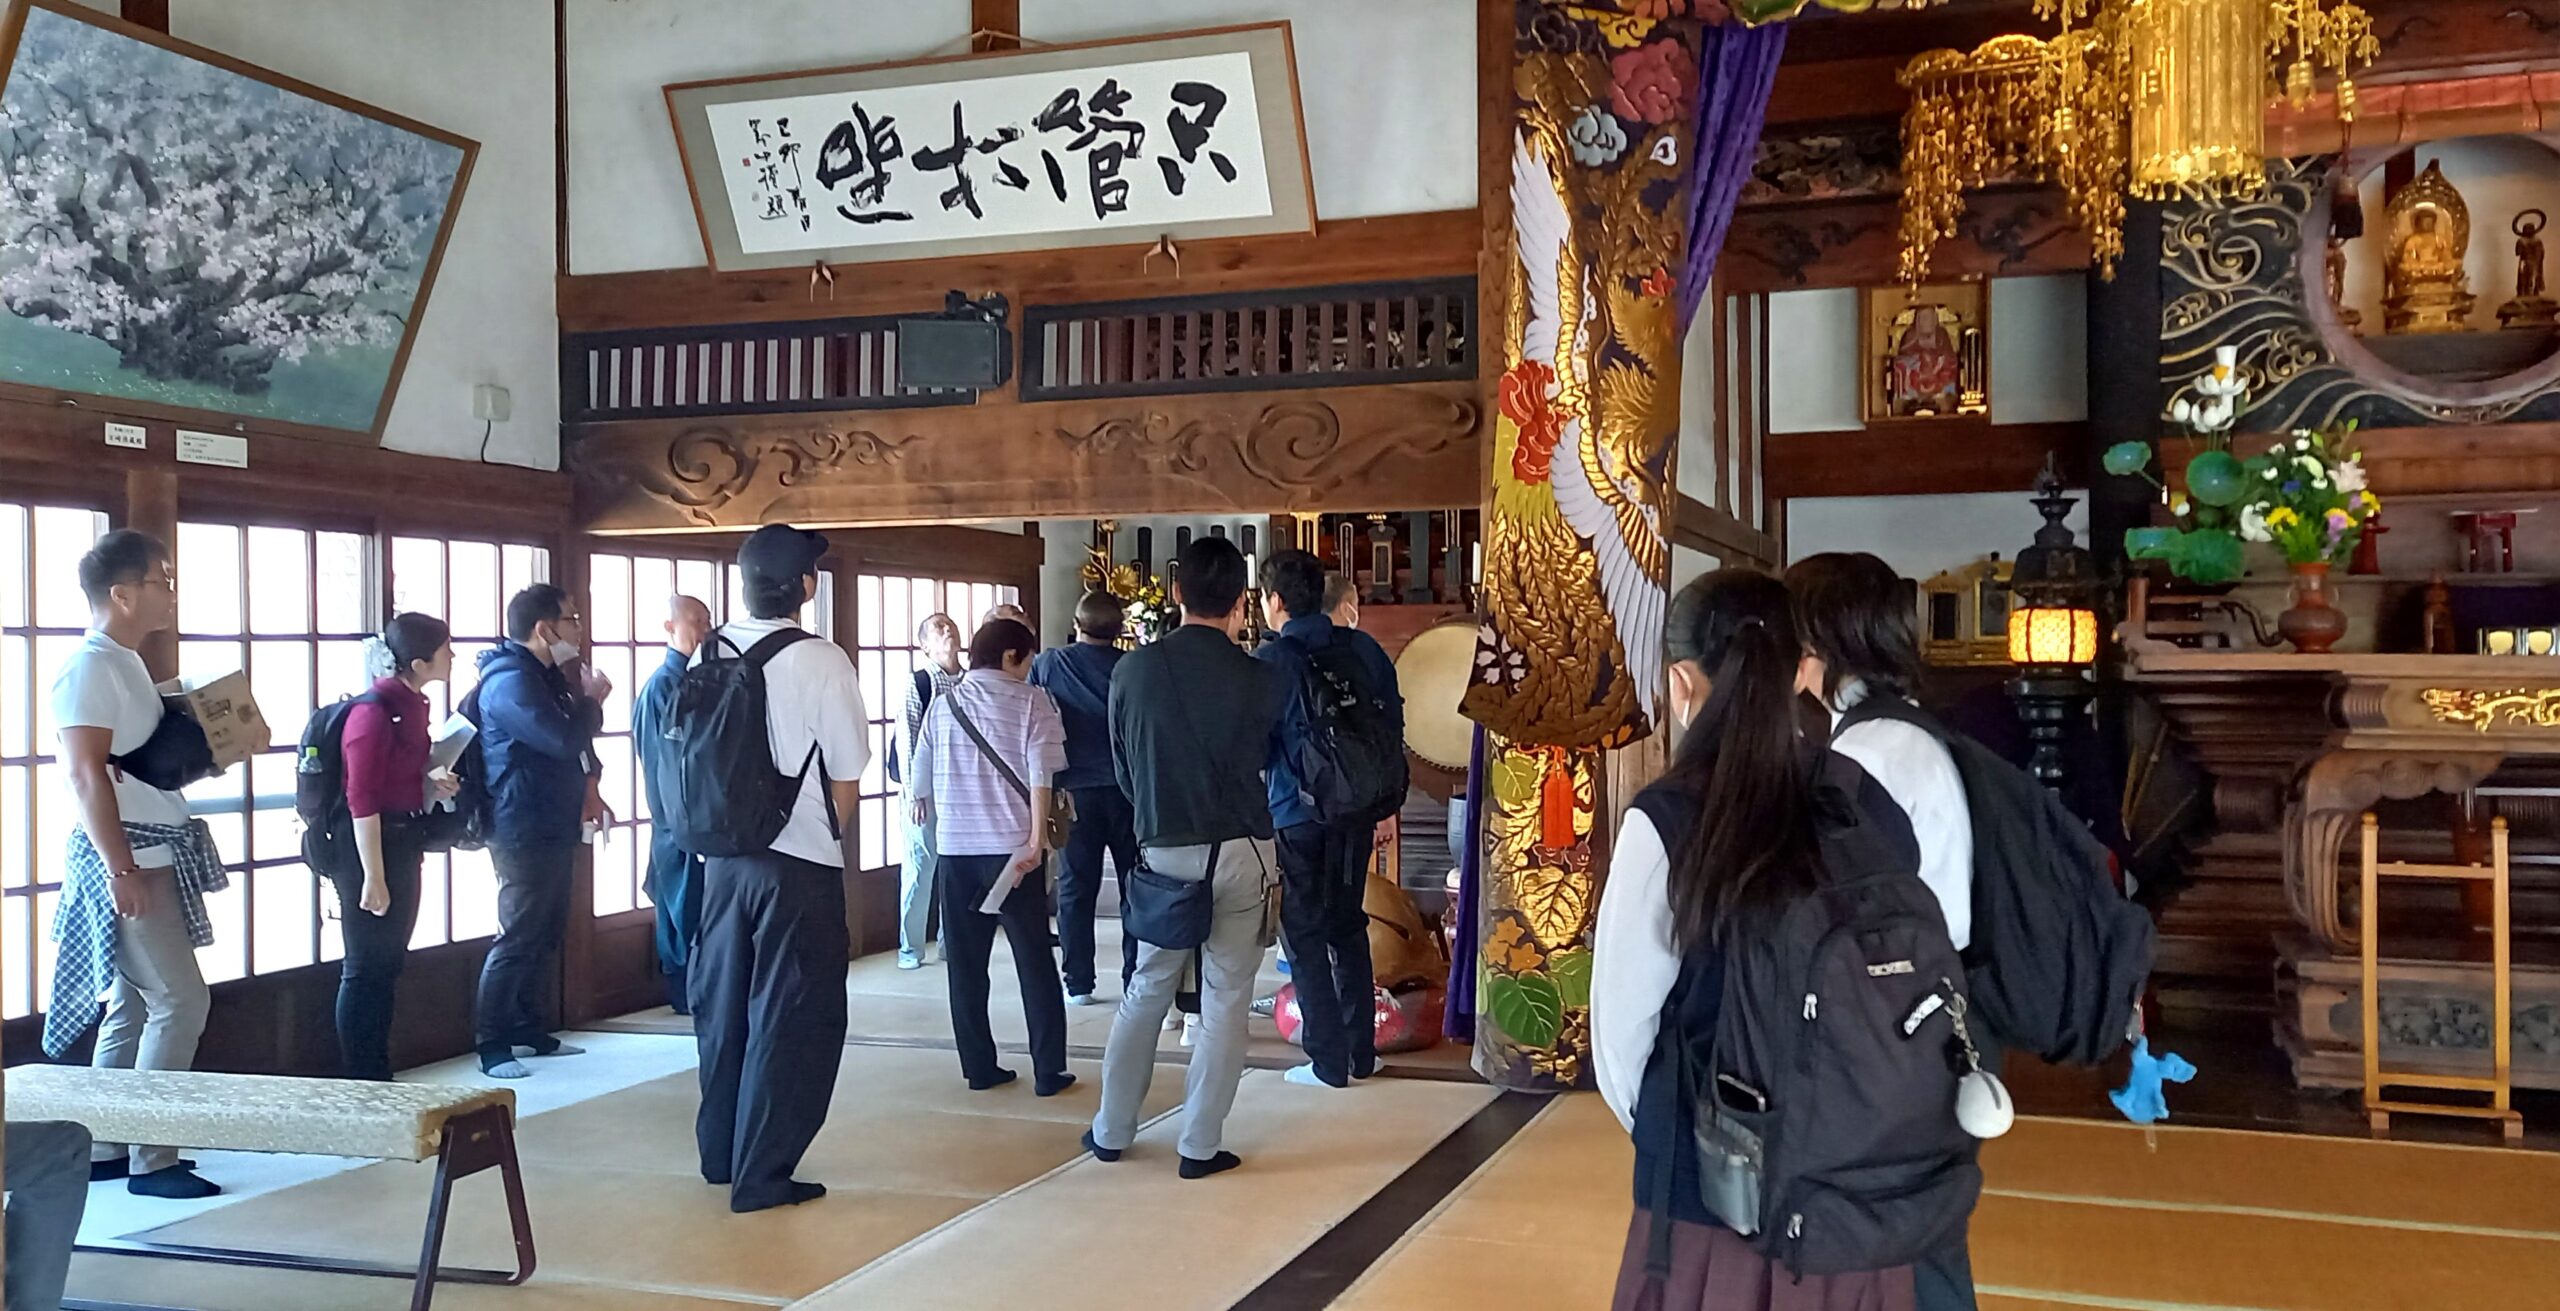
[{"xmin": 470, "ymin": 583, "xmax": 611, "ymax": 1079}]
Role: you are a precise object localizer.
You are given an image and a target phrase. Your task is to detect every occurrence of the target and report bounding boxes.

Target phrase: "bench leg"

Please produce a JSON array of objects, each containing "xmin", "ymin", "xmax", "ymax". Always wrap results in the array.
[
  {"xmin": 413, "ymin": 1105, "xmax": 537, "ymax": 1311},
  {"xmin": 70, "ymin": 1106, "xmax": 537, "ymax": 1308}
]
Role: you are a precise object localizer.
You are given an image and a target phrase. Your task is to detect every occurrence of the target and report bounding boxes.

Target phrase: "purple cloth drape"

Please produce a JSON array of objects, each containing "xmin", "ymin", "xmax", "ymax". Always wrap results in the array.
[
  {"xmin": 1672, "ymin": 20, "xmax": 1788, "ymax": 332},
  {"xmin": 1443, "ymin": 725, "xmax": 1488, "ymax": 1043}
]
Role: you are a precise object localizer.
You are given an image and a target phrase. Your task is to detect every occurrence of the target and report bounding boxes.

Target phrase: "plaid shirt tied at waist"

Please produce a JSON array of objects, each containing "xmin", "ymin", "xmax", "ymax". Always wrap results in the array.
[{"xmin": 44, "ymin": 819, "xmax": 227, "ymax": 1058}]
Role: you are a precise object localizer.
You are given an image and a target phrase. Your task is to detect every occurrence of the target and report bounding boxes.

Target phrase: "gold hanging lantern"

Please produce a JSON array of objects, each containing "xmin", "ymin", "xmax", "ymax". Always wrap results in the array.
[
  {"xmin": 1896, "ymin": 0, "xmax": 2375, "ymax": 283},
  {"xmin": 2123, "ymin": 0, "xmax": 2377, "ymax": 196}
]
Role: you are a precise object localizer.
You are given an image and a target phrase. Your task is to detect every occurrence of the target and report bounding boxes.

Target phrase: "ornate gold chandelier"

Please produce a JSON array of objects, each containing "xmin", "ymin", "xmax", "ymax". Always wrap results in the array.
[{"xmin": 1897, "ymin": 0, "xmax": 2377, "ymax": 284}]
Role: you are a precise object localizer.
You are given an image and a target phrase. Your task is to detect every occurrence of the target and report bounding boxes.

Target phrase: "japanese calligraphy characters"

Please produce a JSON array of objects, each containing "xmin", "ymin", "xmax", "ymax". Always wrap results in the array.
[{"xmin": 694, "ymin": 50, "xmax": 1281, "ymax": 259}]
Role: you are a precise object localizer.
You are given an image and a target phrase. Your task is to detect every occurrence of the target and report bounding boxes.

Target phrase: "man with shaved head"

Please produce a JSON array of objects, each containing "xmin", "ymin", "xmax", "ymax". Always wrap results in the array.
[{"xmin": 637, "ymin": 595, "xmax": 715, "ymax": 1011}]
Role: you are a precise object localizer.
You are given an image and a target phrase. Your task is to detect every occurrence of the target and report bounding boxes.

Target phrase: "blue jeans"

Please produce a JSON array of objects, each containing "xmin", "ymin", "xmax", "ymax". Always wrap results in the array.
[
  {"xmin": 899, "ymin": 821, "xmax": 937, "ymax": 962},
  {"xmin": 6, "ymin": 1120, "xmax": 90, "ymax": 1311}
]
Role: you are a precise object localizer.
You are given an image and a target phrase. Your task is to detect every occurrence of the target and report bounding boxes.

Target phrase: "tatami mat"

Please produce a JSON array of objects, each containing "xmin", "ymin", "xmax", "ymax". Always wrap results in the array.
[
  {"xmin": 1331, "ymin": 1093, "xmax": 1628, "ymax": 1311},
  {"xmin": 601, "ymin": 920, "xmax": 1478, "ymax": 1080},
  {"xmin": 75, "ymin": 1044, "xmax": 1184, "ymax": 1311},
  {"xmin": 793, "ymin": 1069, "xmax": 1499, "ymax": 1311},
  {"xmin": 1333, "ymin": 1093, "xmax": 2560, "ymax": 1311}
]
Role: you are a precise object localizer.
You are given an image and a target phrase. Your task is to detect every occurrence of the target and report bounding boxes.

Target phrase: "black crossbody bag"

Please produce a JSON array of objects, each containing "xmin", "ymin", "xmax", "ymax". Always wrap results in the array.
[{"xmin": 1116, "ymin": 690, "xmax": 1227, "ymax": 951}]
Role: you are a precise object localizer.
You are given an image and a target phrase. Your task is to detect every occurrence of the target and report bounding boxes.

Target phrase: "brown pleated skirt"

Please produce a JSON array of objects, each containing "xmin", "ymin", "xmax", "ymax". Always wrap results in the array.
[{"xmin": 1609, "ymin": 1211, "xmax": 1918, "ymax": 1311}]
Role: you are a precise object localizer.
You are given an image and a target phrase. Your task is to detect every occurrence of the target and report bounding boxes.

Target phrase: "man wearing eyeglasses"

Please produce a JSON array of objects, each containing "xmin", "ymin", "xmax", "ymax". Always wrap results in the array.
[{"xmin": 469, "ymin": 584, "xmax": 611, "ymax": 1079}]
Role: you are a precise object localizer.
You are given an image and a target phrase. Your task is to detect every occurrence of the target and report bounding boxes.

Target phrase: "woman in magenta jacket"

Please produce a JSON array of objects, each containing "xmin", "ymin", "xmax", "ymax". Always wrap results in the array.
[{"xmin": 334, "ymin": 613, "xmax": 459, "ymax": 1080}]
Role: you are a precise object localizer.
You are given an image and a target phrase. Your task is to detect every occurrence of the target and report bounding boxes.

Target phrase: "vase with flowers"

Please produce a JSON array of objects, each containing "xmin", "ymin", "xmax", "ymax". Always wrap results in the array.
[{"xmin": 2238, "ymin": 424, "xmax": 2379, "ymax": 654}]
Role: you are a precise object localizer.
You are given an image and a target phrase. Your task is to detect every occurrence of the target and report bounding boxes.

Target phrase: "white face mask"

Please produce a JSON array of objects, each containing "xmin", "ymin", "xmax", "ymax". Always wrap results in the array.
[{"xmin": 548, "ymin": 639, "xmax": 580, "ymax": 666}]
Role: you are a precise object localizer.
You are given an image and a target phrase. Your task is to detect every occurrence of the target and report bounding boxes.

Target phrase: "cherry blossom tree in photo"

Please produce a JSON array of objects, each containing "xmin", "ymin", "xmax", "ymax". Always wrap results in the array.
[{"xmin": 0, "ymin": 10, "xmax": 463, "ymax": 397}]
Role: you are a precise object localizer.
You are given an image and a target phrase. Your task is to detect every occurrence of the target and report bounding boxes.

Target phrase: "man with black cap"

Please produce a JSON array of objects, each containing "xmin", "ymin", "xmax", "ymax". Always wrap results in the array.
[{"xmin": 688, "ymin": 524, "xmax": 868, "ymax": 1213}]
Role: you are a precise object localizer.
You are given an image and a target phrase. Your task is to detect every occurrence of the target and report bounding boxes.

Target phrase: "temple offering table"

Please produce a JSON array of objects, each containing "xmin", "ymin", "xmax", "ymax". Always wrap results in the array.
[{"xmin": 2127, "ymin": 641, "xmax": 2560, "ymax": 1092}]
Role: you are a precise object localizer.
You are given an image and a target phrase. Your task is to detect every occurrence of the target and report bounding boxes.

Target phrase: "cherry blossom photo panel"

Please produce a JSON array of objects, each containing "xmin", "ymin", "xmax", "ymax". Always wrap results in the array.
[{"xmin": 0, "ymin": 0, "xmax": 474, "ymax": 441}]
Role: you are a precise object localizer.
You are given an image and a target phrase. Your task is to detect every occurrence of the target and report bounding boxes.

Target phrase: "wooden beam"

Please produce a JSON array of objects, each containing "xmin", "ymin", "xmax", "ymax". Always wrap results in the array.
[
  {"xmin": 1763, "ymin": 420, "xmax": 2086, "ymax": 500},
  {"xmin": 557, "ymin": 210, "xmax": 1478, "ymax": 332},
  {"xmin": 1722, "ymin": 190, "xmax": 2093, "ymax": 292},
  {"xmin": 118, "ymin": 0, "xmax": 168, "ymax": 33},
  {"xmin": 555, "ymin": 0, "xmax": 570, "ymax": 278},
  {"xmin": 1674, "ymin": 494, "xmax": 1780, "ymax": 569},
  {"xmin": 972, "ymin": 0, "xmax": 1021, "ymax": 52},
  {"xmin": 570, "ymin": 381, "xmax": 1485, "ymax": 532},
  {"xmin": 0, "ymin": 395, "xmax": 572, "ymax": 539}
]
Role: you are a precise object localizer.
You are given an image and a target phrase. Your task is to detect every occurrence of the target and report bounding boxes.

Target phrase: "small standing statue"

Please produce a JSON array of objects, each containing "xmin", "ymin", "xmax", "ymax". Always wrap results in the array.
[
  {"xmin": 2499, "ymin": 208, "xmax": 2557, "ymax": 330},
  {"xmin": 2327, "ymin": 237, "xmax": 2362, "ymax": 332},
  {"xmin": 2384, "ymin": 161, "xmax": 2478, "ymax": 335}
]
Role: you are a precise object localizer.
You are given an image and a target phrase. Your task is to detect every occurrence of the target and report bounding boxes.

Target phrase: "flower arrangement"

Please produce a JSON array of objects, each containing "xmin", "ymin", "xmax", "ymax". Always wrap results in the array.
[
  {"xmin": 1094, "ymin": 563, "xmax": 1172, "ymax": 645},
  {"xmin": 2237, "ymin": 426, "xmax": 2377, "ymax": 569}
]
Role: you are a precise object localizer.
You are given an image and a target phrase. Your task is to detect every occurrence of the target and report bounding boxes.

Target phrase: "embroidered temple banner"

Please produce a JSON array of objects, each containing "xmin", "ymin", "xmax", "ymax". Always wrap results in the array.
[{"xmin": 663, "ymin": 24, "xmax": 1315, "ymax": 271}]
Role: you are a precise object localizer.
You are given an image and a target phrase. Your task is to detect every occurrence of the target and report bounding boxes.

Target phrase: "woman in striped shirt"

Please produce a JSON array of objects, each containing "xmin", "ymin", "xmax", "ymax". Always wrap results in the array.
[{"xmin": 908, "ymin": 617, "xmax": 1074, "ymax": 1096}]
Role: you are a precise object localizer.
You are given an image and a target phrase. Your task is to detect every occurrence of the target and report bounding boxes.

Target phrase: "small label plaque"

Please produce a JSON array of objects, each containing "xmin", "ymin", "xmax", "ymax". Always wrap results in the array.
[
  {"xmin": 175, "ymin": 430, "xmax": 249, "ymax": 469},
  {"xmin": 104, "ymin": 422, "xmax": 147, "ymax": 450}
]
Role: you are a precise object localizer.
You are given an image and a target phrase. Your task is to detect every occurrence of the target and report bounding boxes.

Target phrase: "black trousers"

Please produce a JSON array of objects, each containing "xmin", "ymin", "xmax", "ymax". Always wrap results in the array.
[
  {"xmin": 1056, "ymin": 784, "xmax": 1138, "ymax": 997},
  {"xmin": 939, "ymin": 853, "xmax": 1068, "ymax": 1086},
  {"xmin": 1915, "ymin": 1028, "xmax": 2004, "ymax": 1311},
  {"xmin": 1276, "ymin": 820, "xmax": 1376, "ymax": 1085},
  {"xmin": 475, "ymin": 842, "xmax": 575, "ymax": 1062},
  {"xmin": 692, "ymin": 849, "xmax": 849, "ymax": 1208},
  {"xmin": 325, "ymin": 823, "xmax": 425, "ymax": 1082}
]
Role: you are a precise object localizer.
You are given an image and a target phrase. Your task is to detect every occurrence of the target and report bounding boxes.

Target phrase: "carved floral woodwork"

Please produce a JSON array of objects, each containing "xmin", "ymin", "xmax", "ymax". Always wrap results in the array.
[
  {"xmin": 2134, "ymin": 648, "xmax": 2560, "ymax": 975},
  {"xmin": 2286, "ymin": 748, "xmax": 2505, "ymax": 950},
  {"xmin": 567, "ymin": 382, "xmax": 1481, "ymax": 531}
]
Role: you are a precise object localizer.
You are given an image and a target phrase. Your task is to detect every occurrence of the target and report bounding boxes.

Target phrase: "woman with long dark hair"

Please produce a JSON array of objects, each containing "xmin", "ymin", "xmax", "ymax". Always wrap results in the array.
[
  {"xmin": 333, "ymin": 611, "xmax": 457, "ymax": 1080},
  {"xmin": 1591, "ymin": 570, "xmax": 1919, "ymax": 1310}
]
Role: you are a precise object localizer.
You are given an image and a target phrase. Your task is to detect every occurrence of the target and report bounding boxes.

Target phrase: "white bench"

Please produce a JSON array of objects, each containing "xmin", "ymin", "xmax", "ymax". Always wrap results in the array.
[{"xmin": 12, "ymin": 1065, "xmax": 534, "ymax": 1311}]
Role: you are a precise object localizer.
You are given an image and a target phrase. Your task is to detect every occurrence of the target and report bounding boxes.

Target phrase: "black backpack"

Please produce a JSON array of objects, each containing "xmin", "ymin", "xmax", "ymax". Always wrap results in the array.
[
  {"xmin": 1837, "ymin": 696, "xmax": 2154, "ymax": 1067},
  {"xmin": 415, "ymin": 684, "xmax": 493, "ymax": 855},
  {"xmin": 885, "ymin": 667, "xmax": 933, "ymax": 785},
  {"xmin": 294, "ymin": 691, "xmax": 382, "ymax": 878},
  {"xmin": 1638, "ymin": 755, "xmax": 1982, "ymax": 1278},
  {"xmin": 661, "ymin": 627, "xmax": 821, "ymax": 857},
  {"xmin": 1281, "ymin": 636, "xmax": 1406, "ymax": 827}
]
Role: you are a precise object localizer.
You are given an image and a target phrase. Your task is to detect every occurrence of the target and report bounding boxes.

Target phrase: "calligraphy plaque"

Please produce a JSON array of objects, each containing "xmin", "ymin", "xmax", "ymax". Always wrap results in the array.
[{"xmin": 664, "ymin": 24, "xmax": 1314, "ymax": 272}]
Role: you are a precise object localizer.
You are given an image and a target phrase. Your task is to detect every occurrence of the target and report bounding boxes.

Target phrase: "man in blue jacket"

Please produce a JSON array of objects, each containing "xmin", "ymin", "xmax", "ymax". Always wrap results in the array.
[
  {"xmin": 636, "ymin": 595, "xmax": 713, "ymax": 1014},
  {"xmin": 1256, "ymin": 553, "xmax": 1403, "ymax": 1089},
  {"xmin": 1029, "ymin": 589, "xmax": 1135, "ymax": 1006},
  {"xmin": 470, "ymin": 583, "xmax": 608, "ymax": 1079}
]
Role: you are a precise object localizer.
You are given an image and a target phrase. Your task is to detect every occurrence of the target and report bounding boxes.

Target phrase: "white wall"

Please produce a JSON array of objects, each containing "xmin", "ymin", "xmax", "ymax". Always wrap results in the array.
[
  {"xmin": 564, "ymin": 0, "xmax": 973, "ymax": 276},
  {"xmin": 173, "ymin": 0, "xmax": 561, "ymax": 468},
  {"xmin": 1022, "ymin": 0, "xmax": 1475, "ymax": 222},
  {"xmin": 567, "ymin": 0, "xmax": 1472, "ymax": 275},
  {"xmin": 1784, "ymin": 490, "xmax": 2088, "ymax": 584},
  {"xmin": 1766, "ymin": 275, "xmax": 2091, "ymax": 578},
  {"xmin": 1767, "ymin": 276, "xmax": 2089, "ymax": 434},
  {"xmin": 2340, "ymin": 135, "xmax": 2560, "ymax": 330}
]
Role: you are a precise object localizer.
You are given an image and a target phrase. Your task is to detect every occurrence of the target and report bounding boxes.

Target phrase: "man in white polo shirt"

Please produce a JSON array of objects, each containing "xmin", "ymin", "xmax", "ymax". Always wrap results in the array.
[
  {"xmin": 688, "ymin": 525, "xmax": 868, "ymax": 1214},
  {"xmin": 45, "ymin": 529, "xmax": 225, "ymax": 1199}
]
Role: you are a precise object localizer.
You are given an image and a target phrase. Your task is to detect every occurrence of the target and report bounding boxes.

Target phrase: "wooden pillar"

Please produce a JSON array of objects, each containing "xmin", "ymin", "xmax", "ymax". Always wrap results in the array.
[
  {"xmin": 1462, "ymin": 2, "xmax": 1702, "ymax": 1091},
  {"xmin": 123, "ymin": 467, "xmax": 178, "ymax": 681}
]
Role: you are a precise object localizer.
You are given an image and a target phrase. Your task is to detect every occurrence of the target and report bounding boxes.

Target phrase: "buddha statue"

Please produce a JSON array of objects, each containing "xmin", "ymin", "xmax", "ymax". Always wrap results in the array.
[
  {"xmin": 2383, "ymin": 161, "xmax": 2477, "ymax": 335},
  {"xmin": 2499, "ymin": 208, "xmax": 2557, "ymax": 330}
]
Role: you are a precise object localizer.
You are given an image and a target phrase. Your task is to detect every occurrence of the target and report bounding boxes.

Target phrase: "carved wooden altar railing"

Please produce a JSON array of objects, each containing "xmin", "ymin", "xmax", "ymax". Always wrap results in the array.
[{"xmin": 2127, "ymin": 641, "xmax": 2560, "ymax": 957}]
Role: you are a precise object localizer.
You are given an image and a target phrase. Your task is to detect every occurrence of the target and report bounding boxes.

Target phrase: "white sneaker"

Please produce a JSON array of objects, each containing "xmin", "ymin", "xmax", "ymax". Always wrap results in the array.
[
  {"xmin": 1181, "ymin": 1014, "xmax": 1202, "ymax": 1048},
  {"xmin": 1068, "ymin": 993, "xmax": 1105, "ymax": 1008},
  {"xmin": 1164, "ymin": 1010, "xmax": 1185, "ymax": 1032},
  {"xmin": 1282, "ymin": 1063, "xmax": 1339, "ymax": 1089}
]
